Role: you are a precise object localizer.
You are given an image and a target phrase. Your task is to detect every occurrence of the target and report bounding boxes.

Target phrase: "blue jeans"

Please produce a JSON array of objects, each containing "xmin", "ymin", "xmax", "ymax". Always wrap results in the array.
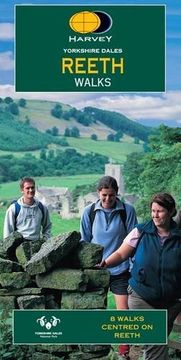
[{"xmin": 128, "ymin": 286, "xmax": 181, "ymax": 360}]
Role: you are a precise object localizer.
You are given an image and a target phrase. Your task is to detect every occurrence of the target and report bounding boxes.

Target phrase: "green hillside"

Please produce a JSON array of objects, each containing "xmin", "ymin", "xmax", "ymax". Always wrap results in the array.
[
  {"xmin": 0, "ymin": 108, "xmax": 65, "ymax": 151},
  {"xmin": 67, "ymin": 137, "xmax": 143, "ymax": 163},
  {"xmin": 0, "ymin": 97, "xmax": 152, "ymax": 147},
  {"xmin": 84, "ymin": 106, "xmax": 152, "ymax": 142},
  {"xmin": 0, "ymin": 97, "xmax": 148, "ymax": 183},
  {"xmin": 0, "ymin": 97, "xmax": 145, "ymax": 159},
  {"xmin": 0, "ymin": 99, "xmax": 116, "ymax": 141}
]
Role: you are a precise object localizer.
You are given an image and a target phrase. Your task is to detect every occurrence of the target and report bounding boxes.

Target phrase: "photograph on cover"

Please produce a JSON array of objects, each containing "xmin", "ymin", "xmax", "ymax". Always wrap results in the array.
[{"xmin": 0, "ymin": 0, "xmax": 180, "ymax": 359}]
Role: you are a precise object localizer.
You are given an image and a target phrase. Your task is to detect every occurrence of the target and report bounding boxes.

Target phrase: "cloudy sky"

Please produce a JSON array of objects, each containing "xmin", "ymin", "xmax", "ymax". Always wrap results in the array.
[{"xmin": 0, "ymin": 0, "xmax": 181, "ymax": 126}]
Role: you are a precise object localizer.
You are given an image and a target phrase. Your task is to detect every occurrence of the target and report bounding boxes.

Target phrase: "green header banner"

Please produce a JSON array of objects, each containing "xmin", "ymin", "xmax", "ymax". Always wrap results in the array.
[
  {"xmin": 13, "ymin": 309, "xmax": 167, "ymax": 344},
  {"xmin": 15, "ymin": 5, "xmax": 165, "ymax": 92}
]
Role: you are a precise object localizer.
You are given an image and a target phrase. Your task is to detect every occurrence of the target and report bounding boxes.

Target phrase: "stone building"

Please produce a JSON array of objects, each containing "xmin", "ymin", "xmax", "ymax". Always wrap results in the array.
[
  {"xmin": 35, "ymin": 186, "xmax": 74, "ymax": 218},
  {"xmin": 105, "ymin": 163, "xmax": 125, "ymax": 196}
]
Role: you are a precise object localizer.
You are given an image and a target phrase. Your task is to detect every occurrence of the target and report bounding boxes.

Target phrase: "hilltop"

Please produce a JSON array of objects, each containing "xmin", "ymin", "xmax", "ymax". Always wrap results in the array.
[
  {"xmin": 0, "ymin": 97, "xmax": 152, "ymax": 182},
  {"xmin": 0, "ymin": 97, "xmax": 153, "ymax": 153}
]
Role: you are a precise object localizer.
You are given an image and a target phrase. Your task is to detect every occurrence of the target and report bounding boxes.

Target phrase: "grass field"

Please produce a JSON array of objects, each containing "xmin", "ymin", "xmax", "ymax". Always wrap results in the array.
[
  {"xmin": 0, "ymin": 149, "xmax": 41, "ymax": 158},
  {"xmin": 67, "ymin": 137, "xmax": 143, "ymax": 163},
  {"xmin": 0, "ymin": 174, "xmax": 101, "ymax": 202},
  {"xmin": 0, "ymin": 136, "xmax": 143, "ymax": 164}
]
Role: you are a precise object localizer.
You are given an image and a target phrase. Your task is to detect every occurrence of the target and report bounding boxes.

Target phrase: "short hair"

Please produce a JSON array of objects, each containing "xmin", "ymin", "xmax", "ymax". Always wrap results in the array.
[
  {"xmin": 20, "ymin": 177, "xmax": 35, "ymax": 190},
  {"xmin": 97, "ymin": 176, "xmax": 118, "ymax": 194},
  {"xmin": 150, "ymin": 192, "xmax": 177, "ymax": 217}
]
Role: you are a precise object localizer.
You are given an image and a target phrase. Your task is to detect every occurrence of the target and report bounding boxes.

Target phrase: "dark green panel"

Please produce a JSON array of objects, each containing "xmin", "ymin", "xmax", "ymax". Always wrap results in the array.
[
  {"xmin": 13, "ymin": 309, "xmax": 167, "ymax": 344},
  {"xmin": 15, "ymin": 5, "xmax": 165, "ymax": 92}
]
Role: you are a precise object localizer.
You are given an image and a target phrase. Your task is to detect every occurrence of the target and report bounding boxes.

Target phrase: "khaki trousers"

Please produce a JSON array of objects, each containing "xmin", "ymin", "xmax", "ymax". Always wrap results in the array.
[{"xmin": 128, "ymin": 286, "xmax": 181, "ymax": 360}]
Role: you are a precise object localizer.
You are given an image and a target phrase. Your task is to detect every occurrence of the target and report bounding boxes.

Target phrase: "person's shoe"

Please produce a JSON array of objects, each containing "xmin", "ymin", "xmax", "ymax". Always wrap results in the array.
[{"xmin": 119, "ymin": 354, "xmax": 130, "ymax": 360}]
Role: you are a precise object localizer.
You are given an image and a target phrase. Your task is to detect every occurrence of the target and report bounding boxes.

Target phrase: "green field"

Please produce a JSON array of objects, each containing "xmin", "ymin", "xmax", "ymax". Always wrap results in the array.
[
  {"xmin": 67, "ymin": 137, "xmax": 143, "ymax": 163},
  {"xmin": 0, "ymin": 136, "xmax": 143, "ymax": 164},
  {"xmin": 0, "ymin": 174, "xmax": 101, "ymax": 202},
  {"xmin": 0, "ymin": 149, "xmax": 41, "ymax": 158}
]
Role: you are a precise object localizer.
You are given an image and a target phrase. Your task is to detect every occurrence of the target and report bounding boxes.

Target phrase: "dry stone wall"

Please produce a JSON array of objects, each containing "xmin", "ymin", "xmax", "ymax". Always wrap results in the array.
[{"xmin": 0, "ymin": 231, "xmax": 115, "ymax": 360}]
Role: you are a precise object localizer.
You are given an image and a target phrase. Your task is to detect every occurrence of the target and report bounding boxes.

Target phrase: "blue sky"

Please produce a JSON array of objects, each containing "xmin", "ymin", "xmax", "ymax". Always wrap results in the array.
[{"xmin": 0, "ymin": 0, "xmax": 181, "ymax": 125}]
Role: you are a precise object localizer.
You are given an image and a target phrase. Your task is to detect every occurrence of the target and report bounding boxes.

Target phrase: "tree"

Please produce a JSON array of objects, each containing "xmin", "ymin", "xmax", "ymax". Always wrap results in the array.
[
  {"xmin": 115, "ymin": 130, "xmax": 123, "ymax": 140},
  {"xmin": 51, "ymin": 126, "xmax": 59, "ymax": 136},
  {"xmin": 71, "ymin": 126, "xmax": 80, "ymax": 138},
  {"xmin": 25, "ymin": 116, "xmax": 30, "ymax": 125},
  {"xmin": 124, "ymin": 125, "xmax": 181, "ymax": 219},
  {"xmin": 134, "ymin": 137, "xmax": 140, "ymax": 144},
  {"xmin": 46, "ymin": 129, "xmax": 52, "ymax": 135},
  {"xmin": 64, "ymin": 127, "xmax": 71, "ymax": 137},
  {"xmin": 91, "ymin": 134, "xmax": 98, "ymax": 140},
  {"xmin": 18, "ymin": 98, "xmax": 26, "ymax": 107},
  {"xmin": 51, "ymin": 104, "xmax": 62, "ymax": 119},
  {"xmin": 156, "ymin": 125, "xmax": 181, "ymax": 145},
  {"xmin": 4, "ymin": 97, "xmax": 13, "ymax": 104},
  {"xmin": 62, "ymin": 111, "xmax": 70, "ymax": 120},
  {"xmin": 47, "ymin": 149, "xmax": 55, "ymax": 162},
  {"xmin": 107, "ymin": 133, "xmax": 115, "ymax": 141},
  {"xmin": 9, "ymin": 102, "xmax": 19, "ymax": 115},
  {"xmin": 64, "ymin": 126, "xmax": 79, "ymax": 137},
  {"xmin": 76, "ymin": 112, "xmax": 92, "ymax": 126},
  {"xmin": 58, "ymin": 137, "xmax": 69, "ymax": 147},
  {"xmin": 40, "ymin": 149, "xmax": 47, "ymax": 161},
  {"xmin": 114, "ymin": 133, "xmax": 121, "ymax": 142},
  {"xmin": 124, "ymin": 152, "xmax": 145, "ymax": 194}
]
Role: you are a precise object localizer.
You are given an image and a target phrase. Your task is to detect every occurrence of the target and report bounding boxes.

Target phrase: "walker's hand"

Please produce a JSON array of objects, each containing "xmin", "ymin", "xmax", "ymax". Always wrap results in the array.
[{"xmin": 99, "ymin": 259, "xmax": 107, "ymax": 268}]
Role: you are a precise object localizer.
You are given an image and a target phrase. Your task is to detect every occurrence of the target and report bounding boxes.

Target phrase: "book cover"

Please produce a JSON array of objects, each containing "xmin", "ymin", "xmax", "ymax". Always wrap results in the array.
[{"xmin": 0, "ymin": 0, "xmax": 180, "ymax": 359}]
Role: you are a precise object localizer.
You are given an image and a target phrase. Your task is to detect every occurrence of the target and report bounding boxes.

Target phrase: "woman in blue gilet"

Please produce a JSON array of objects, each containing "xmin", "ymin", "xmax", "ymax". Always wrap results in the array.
[{"xmin": 101, "ymin": 192, "xmax": 181, "ymax": 360}]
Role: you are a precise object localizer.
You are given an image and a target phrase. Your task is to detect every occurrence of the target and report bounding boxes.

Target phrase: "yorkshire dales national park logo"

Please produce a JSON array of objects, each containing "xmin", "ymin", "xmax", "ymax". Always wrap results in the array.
[
  {"xmin": 37, "ymin": 315, "xmax": 61, "ymax": 330},
  {"xmin": 69, "ymin": 11, "xmax": 112, "ymax": 34},
  {"xmin": 35, "ymin": 315, "xmax": 62, "ymax": 339}
]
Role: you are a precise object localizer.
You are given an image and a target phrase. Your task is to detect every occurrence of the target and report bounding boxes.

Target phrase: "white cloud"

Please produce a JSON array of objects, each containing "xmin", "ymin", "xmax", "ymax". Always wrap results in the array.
[
  {"xmin": 0, "ymin": 84, "xmax": 180, "ymax": 124},
  {"xmin": 61, "ymin": 91, "xmax": 181, "ymax": 123},
  {"xmin": 0, "ymin": 23, "xmax": 14, "ymax": 41},
  {"xmin": 0, "ymin": 51, "xmax": 14, "ymax": 70}
]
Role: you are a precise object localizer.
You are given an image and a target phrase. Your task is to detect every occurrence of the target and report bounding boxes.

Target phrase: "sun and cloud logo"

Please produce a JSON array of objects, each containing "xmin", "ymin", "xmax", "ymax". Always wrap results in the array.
[{"xmin": 69, "ymin": 11, "xmax": 112, "ymax": 34}]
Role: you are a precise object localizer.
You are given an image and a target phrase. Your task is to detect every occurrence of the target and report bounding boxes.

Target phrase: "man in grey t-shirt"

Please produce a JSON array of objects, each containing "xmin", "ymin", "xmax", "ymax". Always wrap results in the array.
[{"xmin": 3, "ymin": 177, "xmax": 51, "ymax": 241}]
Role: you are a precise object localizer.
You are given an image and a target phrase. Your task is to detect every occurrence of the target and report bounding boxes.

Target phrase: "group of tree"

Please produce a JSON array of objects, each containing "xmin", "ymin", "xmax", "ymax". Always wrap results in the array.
[
  {"xmin": 107, "ymin": 130, "xmax": 124, "ymax": 142},
  {"xmin": 0, "ymin": 149, "xmax": 108, "ymax": 183},
  {"xmin": 64, "ymin": 127, "xmax": 80, "ymax": 137},
  {"xmin": 1, "ymin": 97, "xmax": 154, "ymax": 145},
  {"xmin": 124, "ymin": 125, "xmax": 181, "ymax": 219},
  {"xmin": 51, "ymin": 104, "xmax": 94, "ymax": 126},
  {"xmin": 50, "ymin": 103, "xmax": 152, "ymax": 143},
  {"xmin": 83, "ymin": 107, "xmax": 153, "ymax": 142},
  {"xmin": 0, "ymin": 97, "xmax": 27, "ymax": 116},
  {"xmin": 51, "ymin": 104, "xmax": 63, "ymax": 119}
]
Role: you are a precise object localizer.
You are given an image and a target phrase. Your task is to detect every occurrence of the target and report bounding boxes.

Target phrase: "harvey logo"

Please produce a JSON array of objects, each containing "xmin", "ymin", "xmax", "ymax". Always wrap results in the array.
[{"xmin": 69, "ymin": 11, "xmax": 112, "ymax": 34}]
